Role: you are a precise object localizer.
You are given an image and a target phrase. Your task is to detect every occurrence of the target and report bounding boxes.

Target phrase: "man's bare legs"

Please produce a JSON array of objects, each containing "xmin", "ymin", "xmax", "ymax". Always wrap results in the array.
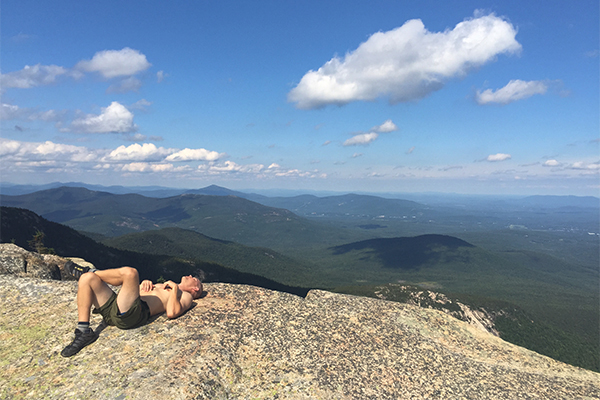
[
  {"xmin": 77, "ymin": 267, "xmax": 141, "ymax": 322},
  {"xmin": 62, "ymin": 266, "xmax": 141, "ymax": 357}
]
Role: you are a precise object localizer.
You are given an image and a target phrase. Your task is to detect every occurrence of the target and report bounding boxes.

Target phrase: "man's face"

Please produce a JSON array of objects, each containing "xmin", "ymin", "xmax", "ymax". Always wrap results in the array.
[{"xmin": 180, "ymin": 275, "xmax": 201, "ymax": 292}]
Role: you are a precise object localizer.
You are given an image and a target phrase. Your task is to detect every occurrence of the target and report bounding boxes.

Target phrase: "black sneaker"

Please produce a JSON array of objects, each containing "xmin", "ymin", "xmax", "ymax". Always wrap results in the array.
[
  {"xmin": 60, "ymin": 329, "xmax": 99, "ymax": 357},
  {"xmin": 65, "ymin": 260, "xmax": 90, "ymax": 280}
]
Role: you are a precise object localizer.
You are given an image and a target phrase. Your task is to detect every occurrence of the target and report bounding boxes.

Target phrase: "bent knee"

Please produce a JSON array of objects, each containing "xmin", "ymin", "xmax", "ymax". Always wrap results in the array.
[
  {"xmin": 120, "ymin": 266, "xmax": 139, "ymax": 279},
  {"xmin": 79, "ymin": 271, "xmax": 99, "ymax": 284}
]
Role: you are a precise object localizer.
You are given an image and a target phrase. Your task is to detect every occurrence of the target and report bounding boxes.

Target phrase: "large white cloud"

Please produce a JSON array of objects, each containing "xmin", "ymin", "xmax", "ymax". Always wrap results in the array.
[
  {"xmin": 0, "ymin": 64, "xmax": 68, "ymax": 89},
  {"xmin": 475, "ymin": 80, "xmax": 548, "ymax": 105},
  {"xmin": 289, "ymin": 13, "xmax": 521, "ymax": 109},
  {"xmin": 75, "ymin": 48, "xmax": 151, "ymax": 78},
  {"xmin": 70, "ymin": 101, "xmax": 137, "ymax": 133},
  {"xmin": 200, "ymin": 161, "xmax": 266, "ymax": 174}
]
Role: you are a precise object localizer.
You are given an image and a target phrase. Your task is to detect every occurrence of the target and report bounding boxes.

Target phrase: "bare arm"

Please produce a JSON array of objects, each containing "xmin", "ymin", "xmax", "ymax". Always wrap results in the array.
[{"xmin": 164, "ymin": 281, "xmax": 193, "ymax": 319}]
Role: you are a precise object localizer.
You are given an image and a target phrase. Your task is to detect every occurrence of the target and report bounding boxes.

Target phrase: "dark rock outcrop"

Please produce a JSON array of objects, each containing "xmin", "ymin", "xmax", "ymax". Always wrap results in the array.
[
  {"xmin": 0, "ymin": 243, "xmax": 70, "ymax": 280},
  {"xmin": 1, "ymin": 246, "xmax": 599, "ymax": 399}
]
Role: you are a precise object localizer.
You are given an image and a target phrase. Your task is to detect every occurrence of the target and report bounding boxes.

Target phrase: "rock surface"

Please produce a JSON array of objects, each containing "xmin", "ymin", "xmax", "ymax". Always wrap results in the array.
[{"xmin": 0, "ymin": 248, "xmax": 599, "ymax": 399}]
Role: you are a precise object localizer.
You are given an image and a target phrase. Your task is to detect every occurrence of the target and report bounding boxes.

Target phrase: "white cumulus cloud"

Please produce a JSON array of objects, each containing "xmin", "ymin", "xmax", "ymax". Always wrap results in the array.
[
  {"xmin": 75, "ymin": 48, "xmax": 151, "ymax": 78},
  {"xmin": 486, "ymin": 153, "xmax": 512, "ymax": 162},
  {"xmin": 70, "ymin": 101, "xmax": 138, "ymax": 133},
  {"xmin": 476, "ymin": 80, "xmax": 549, "ymax": 105},
  {"xmin": 288, "ymin": 12, "xmax": 521, "ymax": 109}
]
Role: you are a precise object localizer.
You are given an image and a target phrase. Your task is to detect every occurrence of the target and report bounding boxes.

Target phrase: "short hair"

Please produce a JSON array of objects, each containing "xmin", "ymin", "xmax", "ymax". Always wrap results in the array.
[{"xmin": 192, "ymin": 276, "xmax": 203, "ymax": 299}]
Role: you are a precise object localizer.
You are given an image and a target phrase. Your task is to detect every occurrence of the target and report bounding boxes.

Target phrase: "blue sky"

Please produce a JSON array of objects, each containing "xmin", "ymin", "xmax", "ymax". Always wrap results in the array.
[{"xmin": 1, "ymin": 0, "xmax": 598, "ymax": 195}]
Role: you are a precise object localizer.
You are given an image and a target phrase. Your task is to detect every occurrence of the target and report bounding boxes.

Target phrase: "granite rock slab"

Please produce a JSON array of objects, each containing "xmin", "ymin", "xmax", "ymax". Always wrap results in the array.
[{"xmin": 1, "ymin": 273, "xmax": 598, "ymax": 399}]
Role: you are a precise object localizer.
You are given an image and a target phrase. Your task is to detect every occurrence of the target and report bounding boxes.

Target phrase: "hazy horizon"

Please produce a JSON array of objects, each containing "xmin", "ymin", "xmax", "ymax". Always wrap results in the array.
[{"xmin": 2, "ymin": 180, "xmax": 599, "ymax": 200}]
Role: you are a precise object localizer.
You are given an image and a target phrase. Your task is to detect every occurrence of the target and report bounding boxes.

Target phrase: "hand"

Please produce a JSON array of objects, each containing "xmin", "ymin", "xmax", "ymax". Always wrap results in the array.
[
  {"xmin": 164, "ymin": 280, "xmax": 178, "ymax": 291},
  {"xmin": 140, "ymin": 280, "xmax": 154, "ymax": 292}
]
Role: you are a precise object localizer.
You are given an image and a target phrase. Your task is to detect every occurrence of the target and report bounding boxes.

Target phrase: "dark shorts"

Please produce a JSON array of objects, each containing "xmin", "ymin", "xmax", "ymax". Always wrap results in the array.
[{"xmin": 93, "ymin": 291, "xmax": 150, "ymax": 330}]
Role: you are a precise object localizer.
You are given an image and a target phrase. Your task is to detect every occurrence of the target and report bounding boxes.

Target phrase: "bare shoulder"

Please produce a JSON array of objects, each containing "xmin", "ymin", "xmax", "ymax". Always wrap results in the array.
[{"xmin": 180, "ymin": 290, "xmax": 194, "ymax": 309}]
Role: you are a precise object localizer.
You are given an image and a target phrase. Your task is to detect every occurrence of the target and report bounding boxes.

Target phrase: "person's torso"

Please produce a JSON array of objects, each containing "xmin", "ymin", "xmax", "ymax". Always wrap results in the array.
[{"xmin": 140, "ymin": 284, "xmax": 172, "ymax": 316}]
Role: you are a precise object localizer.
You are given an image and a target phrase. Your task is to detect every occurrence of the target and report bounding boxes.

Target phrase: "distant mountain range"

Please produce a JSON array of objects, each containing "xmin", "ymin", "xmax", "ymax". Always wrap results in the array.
[
  {"xmin": 2, "ymin": 182, "xmax": 598, "ymax": 209},
  {"xmin": 0, "ymin": 186, "xmax": 368, "ymax": 251}
]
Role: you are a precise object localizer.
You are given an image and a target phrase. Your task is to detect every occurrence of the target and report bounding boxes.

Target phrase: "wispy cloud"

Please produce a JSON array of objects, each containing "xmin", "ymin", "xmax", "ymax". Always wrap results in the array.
[
  {"xmin": 344, "ymin": 132, "xmax": 379, "ymax": 146},
  {"xmin": 289, "ymin": 12, "xmax": 520, "ymax": 109},
  {"xmin": 121, "ymin": 162, "xmax": 189, "ymax": 173},
  {"xmin": 107, "ymin": 77, "xmax": 142, "ymax": 93},
  {"xmin": 0, "ymin": 103, "xmax": 66, "ymax": 122},
  {"xmin": 344, "ymin": 119, "xmax": 398, "ymax": 146},
  {"xmin": 129, "ymin": 99, "xmax": 152, "ymax": 111},
  {"xmin": 0, "ymin": 64, "xmax": 68, "ymax": 89},
  {"xmin": 440, "ymin": 165, "xmax": 463, "ymax": 171},
  {"xmin": 568, "ymin": 161, "xmax": 600, "ymax": 171},
  {"xmin": 10, "ymin": 32, "xmax": 37, "ymax": 43},
  {"xmin": 475, "ymin": 80, "xmax": 550, "ymax": 105}
]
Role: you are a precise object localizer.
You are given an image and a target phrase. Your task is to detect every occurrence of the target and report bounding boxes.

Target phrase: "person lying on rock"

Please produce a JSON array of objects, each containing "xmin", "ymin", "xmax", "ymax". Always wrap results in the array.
[{"xmin": 61, "ymin": 262, "xmax": 203, "ymax": 357}]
